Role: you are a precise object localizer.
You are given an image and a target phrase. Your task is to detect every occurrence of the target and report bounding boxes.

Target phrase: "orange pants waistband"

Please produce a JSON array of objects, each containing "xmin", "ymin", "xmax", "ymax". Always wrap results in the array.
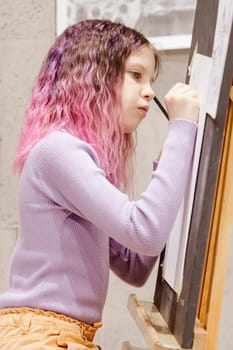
[{"xmin": 0, "ymin": 307, "xmax": 102, "ymax": 343}]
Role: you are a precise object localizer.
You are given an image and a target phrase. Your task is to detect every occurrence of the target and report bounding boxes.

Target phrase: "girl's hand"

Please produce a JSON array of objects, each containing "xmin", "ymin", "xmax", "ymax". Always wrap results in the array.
[{"xmin": 164, "ymin": 83, "xmax": 200, "ymax": 124}]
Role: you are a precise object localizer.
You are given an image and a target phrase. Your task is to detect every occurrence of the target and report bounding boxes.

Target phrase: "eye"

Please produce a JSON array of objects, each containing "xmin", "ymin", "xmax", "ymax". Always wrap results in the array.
[{"xmin": 129, "ymin": 71, "xmax": 142, "ymax": 80}]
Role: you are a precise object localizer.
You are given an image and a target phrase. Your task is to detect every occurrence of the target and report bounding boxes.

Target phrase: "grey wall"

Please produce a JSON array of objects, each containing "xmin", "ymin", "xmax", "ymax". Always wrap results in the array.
[
  {"xmin": 0, "ymin": 0, "xmax": 56, "ymax": 292},
  {"xmin": 0, "ymin": 1, "xmax": 232, "ymax": 350}
]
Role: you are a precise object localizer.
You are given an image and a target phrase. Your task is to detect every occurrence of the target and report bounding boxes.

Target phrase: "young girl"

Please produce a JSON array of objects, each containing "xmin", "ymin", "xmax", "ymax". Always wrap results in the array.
[{"xmin": 0, "ymin": 19, "xmax": 199, "ymax": 349}]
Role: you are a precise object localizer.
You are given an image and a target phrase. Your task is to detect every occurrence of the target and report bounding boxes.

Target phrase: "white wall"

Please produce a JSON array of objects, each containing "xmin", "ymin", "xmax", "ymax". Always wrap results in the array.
[{"xmin": 0, "ymin": 0, "xmax": 56, "ymax": 292}]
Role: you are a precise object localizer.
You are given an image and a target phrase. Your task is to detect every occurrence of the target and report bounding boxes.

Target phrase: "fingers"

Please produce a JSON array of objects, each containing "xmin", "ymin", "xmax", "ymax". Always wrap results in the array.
[
  {"xmin": 164, "ymin": 83, "xmax": 200, "ymax": 124},
  {"xmin": 166, "ymin": 82, "xmax": 198, "ymax": 98}
]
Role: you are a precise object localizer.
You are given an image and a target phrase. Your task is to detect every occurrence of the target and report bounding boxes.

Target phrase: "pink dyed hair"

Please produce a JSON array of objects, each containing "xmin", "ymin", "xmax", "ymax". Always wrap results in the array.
[{"xmin": 14, "ymin": 19, "xmax": 160, "ymax": 191}]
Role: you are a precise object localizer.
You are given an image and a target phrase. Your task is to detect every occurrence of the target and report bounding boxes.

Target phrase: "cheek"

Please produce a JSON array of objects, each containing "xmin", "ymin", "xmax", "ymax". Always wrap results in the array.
[
  {"xmin": 122, "ymin": 108, "xmax": 134, "ymax": 133},
  {"xmin": 122, "ymin": 96, "xmax": 130, "ymax": 118},
  {"xmin": 123, "ymin": 110, "xmax": 142, "ymax": 133}
]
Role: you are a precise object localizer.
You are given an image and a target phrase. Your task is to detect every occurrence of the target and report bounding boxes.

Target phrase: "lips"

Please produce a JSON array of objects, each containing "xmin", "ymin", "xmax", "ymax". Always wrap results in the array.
[{"xmin": 138, "ymin": 105, "xmax": 149, "ymax": 116}]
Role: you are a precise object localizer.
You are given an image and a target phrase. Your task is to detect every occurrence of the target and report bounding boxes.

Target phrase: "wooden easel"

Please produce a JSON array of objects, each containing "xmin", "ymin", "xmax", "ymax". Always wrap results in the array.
[{"xmin": 122, "ymin": 294, "xmax": 207, "ymax": 350}]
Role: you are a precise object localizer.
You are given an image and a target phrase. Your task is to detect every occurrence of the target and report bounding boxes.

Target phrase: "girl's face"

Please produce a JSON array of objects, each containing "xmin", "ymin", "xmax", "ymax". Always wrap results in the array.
[{"xmin": 122, "ymin": 45, "xmax": 156, "ymax": 133}]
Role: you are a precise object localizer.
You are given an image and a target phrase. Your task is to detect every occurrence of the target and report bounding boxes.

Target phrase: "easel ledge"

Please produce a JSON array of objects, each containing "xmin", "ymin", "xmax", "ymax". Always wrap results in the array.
[{"xmin": 122, "ymin": 294, "xmax": 207, "ymax": 350}]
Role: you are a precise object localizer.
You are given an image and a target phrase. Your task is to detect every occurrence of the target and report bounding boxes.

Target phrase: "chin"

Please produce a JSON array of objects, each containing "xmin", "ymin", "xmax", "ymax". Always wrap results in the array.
[
  {"xmin": 124, "ymin": 122, "xmax": 141, "ymax": 134},
  {"xmin": 124, "ymin": 127, "xmax": 137, "ymax": 134}
]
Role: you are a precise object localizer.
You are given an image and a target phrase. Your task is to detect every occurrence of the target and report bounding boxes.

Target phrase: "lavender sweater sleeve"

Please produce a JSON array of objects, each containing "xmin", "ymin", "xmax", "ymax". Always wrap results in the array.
[
  {"xmin": 36, "ymin": 119, "xmax": 196, "ymax": 257},
  {"xmin": 108, "ymin": 120, "xmax": 197, "ymax": 285},
  {"xmin": 109, "ymin": 237, "xmax": 158, "ymax": 286}
]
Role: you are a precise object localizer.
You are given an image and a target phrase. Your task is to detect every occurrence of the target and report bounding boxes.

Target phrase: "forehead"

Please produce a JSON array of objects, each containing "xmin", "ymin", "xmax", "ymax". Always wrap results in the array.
[{"xmin": 125, "ymin": 45, "xmax": 156, "ymax": 73}]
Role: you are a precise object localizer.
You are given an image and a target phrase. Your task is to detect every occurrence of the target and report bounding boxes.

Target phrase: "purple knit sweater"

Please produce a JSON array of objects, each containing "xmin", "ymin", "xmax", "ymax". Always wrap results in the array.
[{"xmin": 0, "ymin": 120, "xmax": 197, "ymax": 324}]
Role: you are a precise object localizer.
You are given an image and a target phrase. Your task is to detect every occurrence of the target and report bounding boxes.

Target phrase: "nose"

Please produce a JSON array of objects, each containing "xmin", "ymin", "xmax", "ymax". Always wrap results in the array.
[{"xmin": 141, "ymin": 84, "xmax": 155, "ymax": 101}]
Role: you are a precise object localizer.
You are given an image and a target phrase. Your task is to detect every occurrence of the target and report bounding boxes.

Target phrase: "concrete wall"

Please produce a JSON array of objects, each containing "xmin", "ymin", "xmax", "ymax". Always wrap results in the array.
[
  {"xmin": 0, "ymin": 1, "xmax": 232, "ymax": 350},
  {"xmin": 0, "ymin": 0, "xmax": 56, "ymax": 291}
]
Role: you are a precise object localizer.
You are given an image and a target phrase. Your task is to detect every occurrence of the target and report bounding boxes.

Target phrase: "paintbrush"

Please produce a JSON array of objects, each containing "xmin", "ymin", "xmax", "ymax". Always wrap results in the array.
[{"xmin": 153, "ymin": 96, "xmax": 169, "ymax": 120}]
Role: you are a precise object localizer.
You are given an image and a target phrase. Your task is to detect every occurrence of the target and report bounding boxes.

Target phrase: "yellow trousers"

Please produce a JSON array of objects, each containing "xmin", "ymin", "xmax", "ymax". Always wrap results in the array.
[{"xmin": 0, "ymin": 307, "xmax": 102, "ymax": 349}]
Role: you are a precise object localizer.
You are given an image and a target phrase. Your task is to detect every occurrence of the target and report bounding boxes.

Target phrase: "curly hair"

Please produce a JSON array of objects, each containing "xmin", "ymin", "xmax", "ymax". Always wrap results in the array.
[{"xmin": 14, "ymin": 19, "xmax": 160, "ymax": 191}]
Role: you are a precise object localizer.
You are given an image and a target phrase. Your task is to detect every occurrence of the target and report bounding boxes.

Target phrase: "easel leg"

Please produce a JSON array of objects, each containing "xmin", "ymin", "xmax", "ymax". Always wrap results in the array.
[{"xmin": 124, "ymin": 294, "xmax": 207, "ymax": 350}]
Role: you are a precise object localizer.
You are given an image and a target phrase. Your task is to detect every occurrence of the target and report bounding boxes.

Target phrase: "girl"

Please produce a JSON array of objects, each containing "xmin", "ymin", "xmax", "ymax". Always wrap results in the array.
[{"xmin": 0, "ymin": 19, "xmax": 199, "ymax": 349}]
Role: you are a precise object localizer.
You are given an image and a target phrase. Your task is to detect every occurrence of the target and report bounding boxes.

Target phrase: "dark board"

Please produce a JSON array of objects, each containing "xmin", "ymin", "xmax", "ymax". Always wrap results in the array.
[{"xmin": 154, "ymin": 0, "xmax": 233, "ymax": 347}]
